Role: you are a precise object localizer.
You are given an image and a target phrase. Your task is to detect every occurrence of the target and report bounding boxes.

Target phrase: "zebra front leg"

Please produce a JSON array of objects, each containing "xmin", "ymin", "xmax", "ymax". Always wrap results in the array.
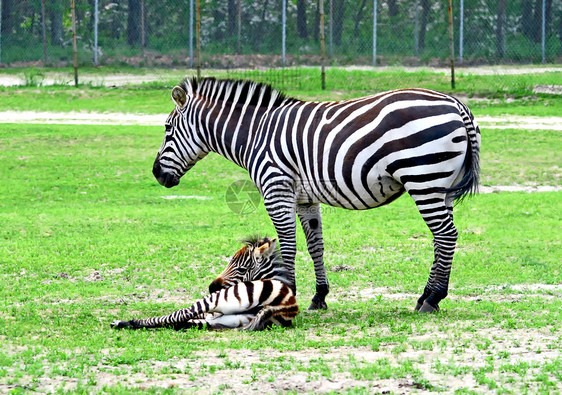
[
  {"xmin": 413, "ymin": 196, "xmax": 458, "ymax": 312},
  {"xmin": 297, "ymin": 203, "xmax": 329, "ymax": 310},
  {"xmin": 263, "ymin": 194, "xmax": 298, "ymax": 293}
]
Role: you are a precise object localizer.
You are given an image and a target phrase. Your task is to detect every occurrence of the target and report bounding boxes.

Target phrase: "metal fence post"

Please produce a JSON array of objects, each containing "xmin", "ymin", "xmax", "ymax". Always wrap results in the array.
[
  {"xmin": 94, "ymin": 0, "xmax": 99, "ymax": 65},
  {"xmin": 459, "ymin": 0, "xmax": 464, "ymax": 63},
  {"xmin": 541, "ymin": 0, "xmax": 546, "ymax": 63},
  {"xmin": 373, "ymin": 0, "xmax": 377, "ymax": 66},
  {"xmin": 282, "ymin": 0, "xmax": 286, "ymax": 66}
]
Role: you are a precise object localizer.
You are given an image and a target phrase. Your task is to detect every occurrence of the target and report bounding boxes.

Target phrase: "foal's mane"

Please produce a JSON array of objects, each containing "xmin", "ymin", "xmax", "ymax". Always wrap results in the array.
[{"xmin": 179, "ymin": 77, "xmax": 297, "ymax": 109}]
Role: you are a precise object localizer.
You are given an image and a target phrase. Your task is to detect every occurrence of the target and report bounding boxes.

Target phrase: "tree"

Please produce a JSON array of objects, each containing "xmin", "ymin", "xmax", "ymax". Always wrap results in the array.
[
  {"xmin": 522, "ymin": 1, "xmax": 534, "ymax": 40},
  {"xmin": 353, "ymin": 0, "xmax": 368, "ymax": 37},
  {"xmin": 496, "ymin": 0, "xmax": 506, "ymax": 58},
  {"xmin": 227, "ymin": 0, "xmax": 237, "ymax": 37},
  {"xmin": 252, "ymin": 0, "xmax": 270, "ymax": 51},
  {"xmin": 388, "ymin": 0, "xmax": 399, "ymax": 18},
  {"xmin": 49, "ymin": 0, "xmax": 64, "ymax": 46},
  {"xmin": 127, "ymin": 0, "xmax": 142, "ymax": 46},
  {"xmin": 297, "ymin": 0, "xmax": 308, "ymax": 39},
  {"xmin": 419, "ymin": 0, "xmax": 431, "ymax": 51},
  {"xmin": 1, "ymin": 0, "xmax": 16, "ymax": 37},
  {"xmin": 332, "ymin": 0, "xmax": 344, "ymax": 46}
]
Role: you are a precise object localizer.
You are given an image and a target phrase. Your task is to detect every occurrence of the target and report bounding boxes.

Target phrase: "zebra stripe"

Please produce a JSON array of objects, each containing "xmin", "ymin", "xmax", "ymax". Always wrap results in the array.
[
  {"xmin": 152, "ymin": 78, "xmax": 481, "ymax": 312},
  {"xmin": 111, "ymin": 279, "xmax": 298, "ymax": 331},
  {"xmin": 112, "ymin": 237, "xmax": 299, "ymax": 331}
]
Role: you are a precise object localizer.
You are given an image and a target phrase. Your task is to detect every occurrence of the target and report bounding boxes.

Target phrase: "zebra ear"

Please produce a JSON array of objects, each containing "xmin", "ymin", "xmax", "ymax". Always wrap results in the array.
[
  {"xmin": 171, "ymin": 86, "xmax": 187, "ymax": 108},
  {"xmin": 254, "ymin": 238, "xmax": 277, "ymax": 259}
]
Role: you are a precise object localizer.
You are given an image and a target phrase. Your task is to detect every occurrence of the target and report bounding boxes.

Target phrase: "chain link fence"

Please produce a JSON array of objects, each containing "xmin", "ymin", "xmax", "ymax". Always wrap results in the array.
[{"xmin": 0, "ymin": 1, "xmax": 560, "ymax": 69}]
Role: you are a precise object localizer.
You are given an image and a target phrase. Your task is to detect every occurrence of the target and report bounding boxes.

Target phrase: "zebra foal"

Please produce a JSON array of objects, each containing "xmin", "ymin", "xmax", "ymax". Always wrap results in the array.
[
  {"xmin": 111, "ymin": 237, "xmax": 299, "ymax": 331},
  {"xmin": 153, "ymin": 77, "xmax": 481, "ymax": 313}
]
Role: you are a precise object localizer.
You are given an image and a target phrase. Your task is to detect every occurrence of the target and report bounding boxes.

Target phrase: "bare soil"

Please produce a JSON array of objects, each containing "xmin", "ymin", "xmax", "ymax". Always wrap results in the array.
[{"xmin": 2, "ymin": 326, "xmax": 559, "ymax": 394}]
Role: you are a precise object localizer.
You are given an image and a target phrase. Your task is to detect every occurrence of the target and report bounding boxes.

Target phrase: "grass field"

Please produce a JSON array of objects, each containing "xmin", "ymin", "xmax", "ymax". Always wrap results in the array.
[
  {"xmin": 1, "ymin": 67, "xmax": 561, "ymax": 393},
  {"xmin": 1, "ymin": 66, "xmax": 561, "ymax": 117}
]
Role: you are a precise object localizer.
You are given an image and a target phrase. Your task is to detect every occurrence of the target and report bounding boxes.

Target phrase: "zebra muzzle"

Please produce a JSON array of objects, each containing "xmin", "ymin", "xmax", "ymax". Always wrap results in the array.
[
  {"xmin": 153, "ymin": 162, "xmax": 180, "ymax": 188},
  {"xmin": 209, "ymin": 278, "xmax": 224, "ymax": 294}
]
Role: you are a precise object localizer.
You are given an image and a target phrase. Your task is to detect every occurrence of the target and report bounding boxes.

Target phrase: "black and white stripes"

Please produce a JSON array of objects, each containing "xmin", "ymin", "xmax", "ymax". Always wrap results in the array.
[
  {"xmin": 152, "ymin": 78, "xmax": 481, "ymax": 312},
  {"xmin": 112, "ymin": 237, "xmax": 299, "ymax": 331}
]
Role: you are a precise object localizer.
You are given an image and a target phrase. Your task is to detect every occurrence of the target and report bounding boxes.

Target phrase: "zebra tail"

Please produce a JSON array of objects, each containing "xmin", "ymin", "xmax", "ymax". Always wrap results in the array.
[{"xmin": 446, "ymin": 101, "xmax": 481, "ymax": 203}]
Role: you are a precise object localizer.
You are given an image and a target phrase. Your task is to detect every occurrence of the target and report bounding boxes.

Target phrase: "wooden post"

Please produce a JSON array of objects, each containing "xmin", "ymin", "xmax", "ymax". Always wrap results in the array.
[
  {"xmin": 71, "ymin": 0, "xmax": 78, "ymax": 86},
  {"xmin": 447, "ymin": 0, "xmax": 455, "ymax": 89},
  {"xmin": 541, "ymin": 0, "xmax": 546, "ymax": 63},
  {"xmin": 94, "ymin": 0, "xmax": 99, "ymax": 65},
  {"xmin": 373, "ymin": 0, "xmax": 377, "ymax": 65},
  {"xmin": 189, "ymin": 0, "xmax": 193, "ymax": 67},
  {"xmin": 282, "ymin": 0, "xmax": 286, "ymax": 66},
  {"xmin": 319, "ymin": 0, "xmax": 326, "ymax": 90},
  {"xmin": 141, "ymin": 0, "xmax": 146, "ymax": 59},
  {"xmin": 459, "ymin": 0, "xmax": 464, "ymax": 63},
  {"xmin": 196, "ymin": 0, "xmax": 201, "ymax": 79},
  {"xmin": 237, "ymin": 0, "xmax": 241, "ymax": 55},
  {"xmin": 41, "ymin": 0, "xmax": 47, "ymax": 64},
  {"xmin": 0, "ymin": 0, "xmax": 2, "ymax": 64}
]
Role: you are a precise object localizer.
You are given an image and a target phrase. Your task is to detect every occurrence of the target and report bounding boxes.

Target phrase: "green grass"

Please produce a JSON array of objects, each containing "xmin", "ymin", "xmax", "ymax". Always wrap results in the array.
[
  {"xmin": 1, "ymin": 67, "xmax": 561, "ymax": 116},
  {"xmin": 1, "ymin": 121, "xmax": 561, "ymax": 393}
]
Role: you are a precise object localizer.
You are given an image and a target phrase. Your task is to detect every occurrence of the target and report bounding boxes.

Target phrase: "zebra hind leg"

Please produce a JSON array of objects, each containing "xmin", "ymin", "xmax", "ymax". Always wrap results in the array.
[
  {"xmin": 412, "ymin": 194, "xmax": 458, "ymax": 313},
  {"xmin": 242, "ymin": 303, "xmax": 299, "ymax": 331},
  {"xmin": 111, "ymin": 307, "xmax": 196, "ymax": 330},
  {"xmin": 242, "ymin": 306, "xmax": 276, "ymax": 331},
  {"xmin": 297, "ymin": 203, "xmax": 329, "ymax": 310}
]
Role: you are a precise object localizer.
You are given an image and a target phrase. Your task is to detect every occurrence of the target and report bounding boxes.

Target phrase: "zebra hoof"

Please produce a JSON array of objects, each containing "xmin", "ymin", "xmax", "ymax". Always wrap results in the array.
[
  {"xmin": 417, "ymin": 301, "xmax": 439, "ymax": 313},
  {"xmin": 415, "ymin": 302, "xmax": 423, "ymax": 311},
  {"xmin": 307, "ymin": 300, "xmax": 328, "ymax": 310},
  {"xmin": 111, "ymin": 320, "xmax": 133, "ymax": 329}
]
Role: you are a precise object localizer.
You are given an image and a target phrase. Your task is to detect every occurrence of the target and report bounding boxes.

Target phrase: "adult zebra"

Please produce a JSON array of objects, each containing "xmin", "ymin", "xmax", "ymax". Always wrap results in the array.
[{"xmin": 153, "ymin": 77, "xmax": 480, "ymax": 313}]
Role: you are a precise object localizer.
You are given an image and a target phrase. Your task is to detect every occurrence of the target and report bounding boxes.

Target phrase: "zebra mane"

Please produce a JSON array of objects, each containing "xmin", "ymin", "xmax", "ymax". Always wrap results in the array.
[
  {"xmin": 179, "ymin": 77, "xmax": 296, "ymax": 109},
  {"xmin": 240, "ymin": 235, "xmax": 293, "ymax": 286}
]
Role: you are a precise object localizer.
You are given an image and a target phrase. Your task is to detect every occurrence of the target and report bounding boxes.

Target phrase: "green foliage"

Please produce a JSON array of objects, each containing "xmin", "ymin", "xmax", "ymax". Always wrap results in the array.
[{"xmin": 1, "ymin": 0, "xmax": 560, "ymax": 65}]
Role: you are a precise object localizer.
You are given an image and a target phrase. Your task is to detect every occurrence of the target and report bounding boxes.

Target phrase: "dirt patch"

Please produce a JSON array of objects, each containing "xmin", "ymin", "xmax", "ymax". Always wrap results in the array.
[
  {"xmin": 330, "ymin": 284, "xmax": 562, "ymax": 305},
  {"xmin": 533, "ymin": 84, "xmax": 562, "ymax": 95},
  {"xmin": 160, "ymin": 195, "xmax": 213, "ymax": 200},
  {"xmin": 3, "ymin": 327, "xmax": 559, "ymax": 394},
  {"xmin": 479, "ymin": 185, "xmax": 562, "ymax": 193},
  {"xmin": 4, "ymin": 110, "xmax": 562, "ymax": 132},
  {"xmin": 0, "ymin": 110, "xmax": 166, "ymax": 125},
  {"xmin": 478, "ymin": 115, "xmax": 562, "ymax": 131}
]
